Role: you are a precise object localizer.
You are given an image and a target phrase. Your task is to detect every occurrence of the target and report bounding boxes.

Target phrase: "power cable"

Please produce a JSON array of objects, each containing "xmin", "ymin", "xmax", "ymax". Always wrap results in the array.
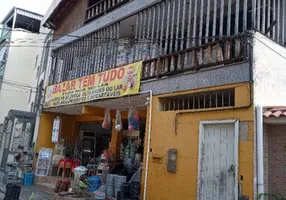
[
  {"xmin": 253, "ymin": 35, "xmax": 286, "ymax": 60},
  {"xmin": 0, "ymin": 88, "xmax": 37, "ymax": 93},
  {"xmin": 1, "ymin": 80, "xmax": 37, "ymax": 89},
  {"xmin": 1, "ymin": 26, "xmax": 248, "ymax": 46}
]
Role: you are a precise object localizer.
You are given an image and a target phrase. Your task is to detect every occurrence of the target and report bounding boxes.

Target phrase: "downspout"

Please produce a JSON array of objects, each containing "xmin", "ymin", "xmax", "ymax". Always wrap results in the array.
[
  {"xmin": 139, "ymin": 90, "xmax": 153, "ymax": 200},
  {"xmin": 256, "ymin": 105, "xmax": 264, "ymax": 198},
  {"xmin": 32, "ymin": 31, "xmax": 52, "ymax": 147}
]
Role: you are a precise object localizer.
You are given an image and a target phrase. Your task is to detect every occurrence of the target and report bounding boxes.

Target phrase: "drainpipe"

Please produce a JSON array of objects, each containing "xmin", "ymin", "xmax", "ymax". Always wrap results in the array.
[
  {"xmin": 139, "ymin": 90, "xmax": 153, "ymax": 200},
  {"xmin": 32, "ymin": 31, "xmax": 52, "ymax": 148},
  {"xmin": 256, "ymin": 105, "xmax": 264, "ymax": 198}
]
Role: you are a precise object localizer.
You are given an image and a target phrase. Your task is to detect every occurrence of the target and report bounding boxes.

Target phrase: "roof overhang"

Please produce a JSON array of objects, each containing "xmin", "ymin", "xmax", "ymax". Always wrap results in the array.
[
  {"xmin": 263, "ymin": 106, "xmax": 286, "ymax": 124},
  {"xmin": 44, "ymin": 93, "xmax": 149, "ymax": 115},
  {"xmin": 1, "ymin": 7, "xmax": 43, "ymax": 24},
  {"xmin": 42, "ymin": 0, "xmax": 77, "ymax": 29},
  {"xmin": 1, "ymin": 7, "xmax": 43, "ymax": 32}
]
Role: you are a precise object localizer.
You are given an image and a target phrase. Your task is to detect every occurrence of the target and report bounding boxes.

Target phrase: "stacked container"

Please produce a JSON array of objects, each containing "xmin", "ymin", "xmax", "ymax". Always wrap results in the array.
[
  {"xmin": 106, "ymin": 174, "xmax": 116, "ymax": 197},
  {"xmin": 114, "ymin": 175, "xmax": 127, "ymax": 199}
]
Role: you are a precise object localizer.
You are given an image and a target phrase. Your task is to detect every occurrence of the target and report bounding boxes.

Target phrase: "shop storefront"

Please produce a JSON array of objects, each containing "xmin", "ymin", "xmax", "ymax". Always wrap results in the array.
[{"xmin": 34, "ymin": 61, "xmax": 150, "ymax": 199}]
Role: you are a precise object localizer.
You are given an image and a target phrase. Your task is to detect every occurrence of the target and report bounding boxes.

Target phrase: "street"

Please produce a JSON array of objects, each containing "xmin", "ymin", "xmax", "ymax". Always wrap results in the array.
[{"xmin": 0, "ymin": 171, "xmax": 51, "ymax": 200}]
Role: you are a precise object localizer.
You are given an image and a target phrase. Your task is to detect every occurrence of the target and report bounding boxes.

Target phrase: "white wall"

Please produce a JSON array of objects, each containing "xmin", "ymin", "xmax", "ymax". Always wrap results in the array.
[
  {"xmin": 31, "ymin": 27, "xmax": 53, "ymax": 146},
  {"xmin": 0, "ymin": 29, "xmax": 45, "ymax": 124},
  {"xmin": 253, "ymin": 32, "xmax": 286, "ymax": 106}
]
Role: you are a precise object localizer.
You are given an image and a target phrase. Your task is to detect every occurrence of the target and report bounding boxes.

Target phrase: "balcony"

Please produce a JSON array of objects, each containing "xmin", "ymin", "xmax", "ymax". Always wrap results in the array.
[
  {"xmin": 85, "ymin": 0, "xmax": 131, "ymax": 23},
  {"xmin": 142, "ymin": 35, "xmax": 247, "ymax": 80},
  {"xmin": 50, "ymin": 0, "xmax": 285, "ymax": 85},
  {"xmin": 49, "ymin": 33, "xmax": 248, "ymax": 85}
]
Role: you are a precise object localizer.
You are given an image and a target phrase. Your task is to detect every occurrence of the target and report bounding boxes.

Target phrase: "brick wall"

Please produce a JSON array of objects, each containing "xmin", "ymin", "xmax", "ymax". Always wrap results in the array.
[{"xmin": 264, "ymin": 124, "xmax": 286, "ymax": 197}]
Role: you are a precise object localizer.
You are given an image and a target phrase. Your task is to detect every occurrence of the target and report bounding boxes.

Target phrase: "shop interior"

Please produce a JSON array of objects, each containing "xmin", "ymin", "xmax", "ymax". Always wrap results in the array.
[{"xmin": 34, "ymin": 94, "xmax": 150, "ymax": 199}]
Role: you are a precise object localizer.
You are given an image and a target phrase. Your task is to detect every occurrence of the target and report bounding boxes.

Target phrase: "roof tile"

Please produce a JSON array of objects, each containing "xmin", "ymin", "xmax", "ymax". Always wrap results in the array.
[{"xmin": 263, "ymin": 107, "xmax": 286, "ymax": 118}]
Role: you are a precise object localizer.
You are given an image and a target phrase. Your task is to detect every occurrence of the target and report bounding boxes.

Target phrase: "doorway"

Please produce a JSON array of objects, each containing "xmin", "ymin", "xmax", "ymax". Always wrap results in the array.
[
  {"xmin": 76, "ymin": 124, "xmax": 111, "ymax": 166},
  {"xmin": 197, "ymin": 120, "xmax": 239, "ymax": 200}
]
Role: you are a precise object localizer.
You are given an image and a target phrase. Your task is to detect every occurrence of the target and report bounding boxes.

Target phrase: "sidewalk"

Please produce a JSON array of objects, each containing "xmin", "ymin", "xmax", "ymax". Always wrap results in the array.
[{"xmin": 0, "ymin": 171, "xmax": 51, "ymax": 200}]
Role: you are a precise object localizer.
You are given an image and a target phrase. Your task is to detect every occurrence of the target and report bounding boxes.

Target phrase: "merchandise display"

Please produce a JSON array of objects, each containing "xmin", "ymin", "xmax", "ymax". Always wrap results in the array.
[
  {"xmin": 40, "ymin": 106, "xmax": 145, "ymax": 199},
  {"xmin": 115, "ymin": 110, "xmax": 123, "ymax": 132},
  {"xmin": 102, "ymin": 109, "xmax": 111, "ymax": 130},
  {"xmin": 128, "ymin": 107, "xmax": 139, "ymax": 130}
]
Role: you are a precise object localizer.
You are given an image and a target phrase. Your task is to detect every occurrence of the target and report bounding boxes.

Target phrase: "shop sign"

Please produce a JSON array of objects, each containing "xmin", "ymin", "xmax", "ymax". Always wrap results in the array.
[
  {"xmin": 52, "ymin": 117, "xmax": 61, "ymax": 143},
  {"xmin": 44, "ymin": 61, "xmax": 143, "ymax": 108}
]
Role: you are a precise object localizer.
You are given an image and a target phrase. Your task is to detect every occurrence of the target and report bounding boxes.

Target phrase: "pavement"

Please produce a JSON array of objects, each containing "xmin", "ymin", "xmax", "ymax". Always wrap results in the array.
[{"xmin": 0, "ymin": 171, "xmax": 51, "ymax": 200}]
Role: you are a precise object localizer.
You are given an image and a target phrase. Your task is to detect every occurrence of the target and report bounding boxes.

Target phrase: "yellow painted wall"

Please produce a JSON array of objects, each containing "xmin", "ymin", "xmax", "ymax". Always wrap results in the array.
[
  {"xmin": 35, "ymin": 113, "xmax": 77, "ymax": 153},
  {"xmin": 144, "ymin": 83, "xmax": 254, "ymax": 200}
]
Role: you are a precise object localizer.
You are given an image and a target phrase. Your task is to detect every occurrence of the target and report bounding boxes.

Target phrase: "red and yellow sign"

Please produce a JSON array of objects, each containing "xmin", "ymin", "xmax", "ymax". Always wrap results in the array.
[{"xmin": 44, "ymin": 61, "xmax": 142, "ymax": 108}]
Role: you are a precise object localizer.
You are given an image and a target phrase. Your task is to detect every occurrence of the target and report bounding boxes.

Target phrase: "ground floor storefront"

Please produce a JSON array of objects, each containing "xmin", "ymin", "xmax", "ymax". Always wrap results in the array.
[
  {"xmin": 34, "ymin": 82, "xmax": 255, "ymax": 200},
  {"xmin": 34, "ymin": 93, "xmax": 149, "ymax": 199}
]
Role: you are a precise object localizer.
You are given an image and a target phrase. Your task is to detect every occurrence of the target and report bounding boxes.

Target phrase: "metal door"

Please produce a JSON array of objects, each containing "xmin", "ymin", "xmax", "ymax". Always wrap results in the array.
[{"xmin": 198, "ymin": 121, "xmax": 239, "ymax": 200}]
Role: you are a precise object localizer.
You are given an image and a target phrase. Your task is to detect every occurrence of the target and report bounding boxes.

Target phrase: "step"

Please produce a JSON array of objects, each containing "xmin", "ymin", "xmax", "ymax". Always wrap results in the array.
[
  {"xmin": 37, "ymin": 183, "xmax": 55, "ymax": 194},
  {"xmin": 35, "ymin": 176, "xmax": 74, "ymax": 185},
  {"xmin": 37, "ymin": 183, "xmax": 85, "ymax": 200},
  {"xmin": 51, "ymin": 194, "xmax": 86, "ymax": 200}
]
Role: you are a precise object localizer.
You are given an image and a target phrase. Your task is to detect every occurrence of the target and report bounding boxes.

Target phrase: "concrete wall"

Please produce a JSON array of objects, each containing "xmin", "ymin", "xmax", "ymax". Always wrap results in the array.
[
  {"xmin": 144, "ymin": 83, "xmax": 254, "ymax": 200},
  {"xmin": 0, "ymin": 30, "xmax": 45, "ymax": 124},
  {"xmin": 253, "ymin": 32, "xmax": 286, "ymax": 106}
]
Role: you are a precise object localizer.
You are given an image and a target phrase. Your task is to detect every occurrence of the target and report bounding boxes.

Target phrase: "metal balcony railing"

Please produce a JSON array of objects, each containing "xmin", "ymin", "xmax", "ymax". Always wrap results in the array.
[
  {"xmin": 142, "ymin": 35, "xmax": 248, "ymax": 80},
  {"xmin": 85, "ymin": 0, "xmax": 130, "ymax": 23},
  {"xmin": 49, "ymin": 33, "xmax": 248, "ymax": 85}
]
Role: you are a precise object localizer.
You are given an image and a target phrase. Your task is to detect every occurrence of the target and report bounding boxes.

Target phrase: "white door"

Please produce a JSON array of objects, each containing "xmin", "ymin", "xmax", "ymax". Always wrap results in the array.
[{"xmin": 197, "ymin": 121, "xmax": 238, "ymax": 200}]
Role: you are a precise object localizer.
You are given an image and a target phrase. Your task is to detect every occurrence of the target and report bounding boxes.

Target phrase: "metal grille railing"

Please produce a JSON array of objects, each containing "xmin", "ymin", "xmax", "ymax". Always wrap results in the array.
[
  {"xmin": 49, "ymin": 0, "xmax": 286, "ymax": 85},
  {"xmin": 142, "ymin": 35, "xmax": 247, "ymax": 79},
  {"xmin": 159, "ymin": 88, "xmax": 235, "ymax": 111},
  {"xmin": 85, "ymin": 0, "xmax": 131, "ymax": 23},
  {"xmin": 50, "ymin": 23, "xmax": 120, "ymax": 84}
]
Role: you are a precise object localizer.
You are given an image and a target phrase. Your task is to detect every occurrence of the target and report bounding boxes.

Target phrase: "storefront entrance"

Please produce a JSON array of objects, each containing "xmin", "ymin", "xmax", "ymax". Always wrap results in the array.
[
  {"xmin": 75, "ymin": 123, "xmax": 111, "ymax": 166},
  {"xmin": 35, "ymin": 92, "xmax": 150, "ymax": 199}
]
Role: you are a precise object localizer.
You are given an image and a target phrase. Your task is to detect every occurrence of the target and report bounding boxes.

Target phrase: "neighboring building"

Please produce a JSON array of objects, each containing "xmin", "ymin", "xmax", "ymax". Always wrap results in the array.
[
  {"xmin": 0, "ymin": 7, "xmax": 44, "ymax": 123},
  {"xmin": 0, "ymin": 110, "xmax": 36, "ymax": 169},
  {"xmin": 0, "ymin": 8, "xmax": 48, "ymax": 167},
  {"xmin": 34, "ymin": 0, "xmax": 286, "ymax": 200}
]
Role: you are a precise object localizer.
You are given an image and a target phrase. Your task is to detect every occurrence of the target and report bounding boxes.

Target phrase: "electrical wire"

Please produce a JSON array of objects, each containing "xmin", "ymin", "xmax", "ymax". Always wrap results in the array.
[
  {"xmin": 1, "ymin": 80, "xmax": 38, "ymax": 89},
  {"xmin": 253, "ymin": 35, "xmax": 286, "ymax": 60},
  {"xmin": 0, "ymin": 26, "xmax": 248, "ymax": 47},
  {"xmin": 0, "ymin": 88, "xmax": 37, "ymax": 93}
]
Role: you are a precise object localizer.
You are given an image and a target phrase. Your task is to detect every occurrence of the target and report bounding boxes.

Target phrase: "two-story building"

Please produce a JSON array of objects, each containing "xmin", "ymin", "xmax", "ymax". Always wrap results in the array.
[
  {"xmin": 34, "ymin": 0, "xmax": 286, "ymax": 199},
  {"xmin": 0, "ymin": 8, "xmax": 47, "ymax": 168}
]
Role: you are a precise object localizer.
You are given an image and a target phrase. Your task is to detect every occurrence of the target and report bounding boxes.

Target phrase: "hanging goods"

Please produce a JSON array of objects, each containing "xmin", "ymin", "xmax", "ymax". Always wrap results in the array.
[
  {"xmin": 52, "ymin": 117, "xmax": 61, "ymax": 143},
  {"xmin": 115, "ymin": 110, "xmax": 123, "ymax": 132},
  {"xmin": 102, "ymin": 109, "xmax": 111, "ymax": 130},
  {"xmin": 128, "ymin": 107, "xmax": 139, "ymax": 130}
]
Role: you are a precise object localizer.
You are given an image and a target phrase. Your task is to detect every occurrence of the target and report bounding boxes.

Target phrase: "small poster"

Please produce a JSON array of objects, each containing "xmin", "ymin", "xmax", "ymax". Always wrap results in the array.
[
  {"xmin": 52, "ymin": 117, "xmax": 61, "ymax": 143},
  {"xmin": 14, "ymin": 121, "xmax": 23, "ymax": 138},
  {"xmin": 35, "ymin": 148, "xmax": 53, "ymax": 177}
]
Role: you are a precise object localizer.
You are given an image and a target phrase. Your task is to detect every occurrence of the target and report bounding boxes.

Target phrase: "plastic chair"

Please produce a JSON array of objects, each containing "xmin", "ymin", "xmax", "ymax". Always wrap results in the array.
[
  {"xmin": 63, "ymin": 159, "xmax": 73, "ymax": 177},
  {"xmin": 57, "ymin": 159, "xmax": 67, "ymax": 177},
  {"xmin": 70, "ymin": 160, "xmax": 80, "ymax": 178}
]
